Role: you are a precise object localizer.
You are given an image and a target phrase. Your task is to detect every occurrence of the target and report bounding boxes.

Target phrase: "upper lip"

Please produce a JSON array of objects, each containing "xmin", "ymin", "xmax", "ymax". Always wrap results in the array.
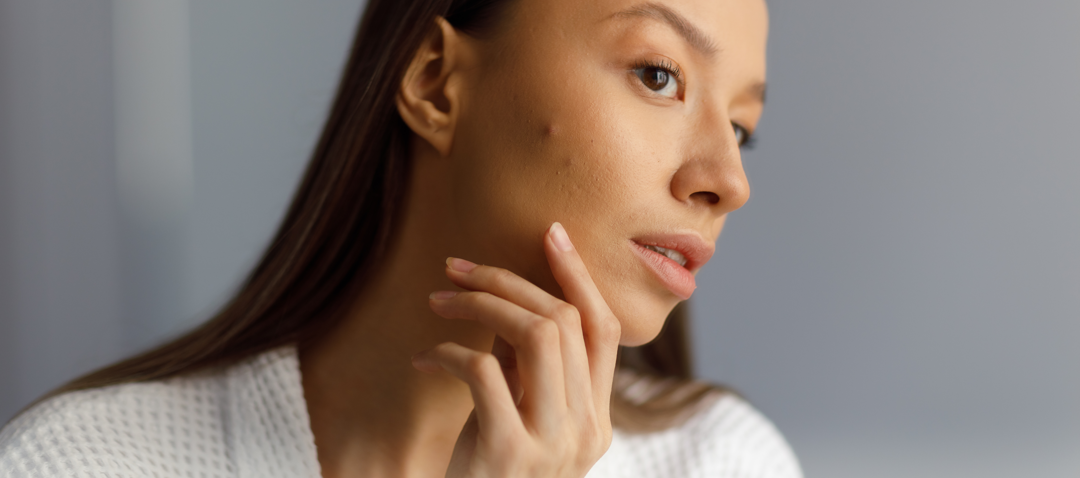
[{"xmin": 631, "ymin": 232, "xmax": 715, "ymax": 272}]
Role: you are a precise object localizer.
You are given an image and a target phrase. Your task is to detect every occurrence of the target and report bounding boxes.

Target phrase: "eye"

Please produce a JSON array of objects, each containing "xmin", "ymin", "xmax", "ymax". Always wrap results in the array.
[
  {"xmin": 733, "ymin": 123, "xmax": 756, "ymax": 149},
  {"xmin": 632, "ymin": 60, "xmax": 682, "ymax": 99}
]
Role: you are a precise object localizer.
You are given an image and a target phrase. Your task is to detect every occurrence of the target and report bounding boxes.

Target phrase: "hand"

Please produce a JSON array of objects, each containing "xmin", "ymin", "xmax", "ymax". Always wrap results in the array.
[{"xmin": 412, "ymin": 222, "xmax": 622, "ymax": 478}]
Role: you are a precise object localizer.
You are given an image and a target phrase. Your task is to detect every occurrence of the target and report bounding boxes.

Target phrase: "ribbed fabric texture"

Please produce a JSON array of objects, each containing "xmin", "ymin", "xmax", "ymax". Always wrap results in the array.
[{"xmin": 0, "ymin": 346, "xmax": 801, "ymax": 478}]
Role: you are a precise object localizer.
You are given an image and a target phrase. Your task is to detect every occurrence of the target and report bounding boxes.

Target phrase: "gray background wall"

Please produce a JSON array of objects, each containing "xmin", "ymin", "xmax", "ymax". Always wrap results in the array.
[{"xmin": 2, "ymin": 1, "xmax": 1077, "ymax": 477}]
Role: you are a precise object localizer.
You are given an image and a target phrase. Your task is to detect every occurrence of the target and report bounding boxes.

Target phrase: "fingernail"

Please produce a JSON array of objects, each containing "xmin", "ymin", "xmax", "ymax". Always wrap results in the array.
[
  {"xmin": 429, "ymin": 290, "xmax": 458, "ymax": 300},
  {"xmin": 411, "ymin": 352, "xmax": 440, "ymax": 373},
  {"xmin": 550, "ymin": 222, "xmax": 573, "ymax": 252},
  {"xmin": 446, "ymin": 257, "xmax": 477, "ymax": 273}
]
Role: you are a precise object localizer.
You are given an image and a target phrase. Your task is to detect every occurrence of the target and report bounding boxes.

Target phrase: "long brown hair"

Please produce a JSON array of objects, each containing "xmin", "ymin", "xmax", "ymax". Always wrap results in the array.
[{"xmin": 42, "ymin": 0, "xmax": 722, "ymax": 431}]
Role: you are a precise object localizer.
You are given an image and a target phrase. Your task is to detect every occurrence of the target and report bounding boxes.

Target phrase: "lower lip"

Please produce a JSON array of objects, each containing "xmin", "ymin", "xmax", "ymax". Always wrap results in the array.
[{"xmin": 630, "ymin": 241, "xmax": 696, "ymax": 300}]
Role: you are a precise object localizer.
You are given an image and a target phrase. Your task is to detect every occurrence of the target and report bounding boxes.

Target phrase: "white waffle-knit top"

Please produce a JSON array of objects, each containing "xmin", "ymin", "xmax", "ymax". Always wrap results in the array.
[{"xmin": 0, "ymin": 346, "xmax": 802, "ymax": 478}]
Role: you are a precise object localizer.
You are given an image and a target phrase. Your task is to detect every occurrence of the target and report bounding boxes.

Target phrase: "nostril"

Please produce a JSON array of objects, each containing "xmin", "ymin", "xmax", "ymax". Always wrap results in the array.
[{"xmin": 690, "ymin": 191, "xmax": 720, "ymax": 205}]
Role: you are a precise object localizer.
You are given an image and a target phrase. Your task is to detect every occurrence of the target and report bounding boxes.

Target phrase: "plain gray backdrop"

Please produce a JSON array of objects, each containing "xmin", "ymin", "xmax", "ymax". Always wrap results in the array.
[{"xmin": 2, "ymin": 1, "xmax": 1078, "ymax": 476}]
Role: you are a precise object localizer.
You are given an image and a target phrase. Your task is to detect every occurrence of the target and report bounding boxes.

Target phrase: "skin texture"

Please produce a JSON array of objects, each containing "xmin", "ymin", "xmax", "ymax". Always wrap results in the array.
[{"xmin": 299, "ymin": 0, "xmax": 768, "ymax": 476}]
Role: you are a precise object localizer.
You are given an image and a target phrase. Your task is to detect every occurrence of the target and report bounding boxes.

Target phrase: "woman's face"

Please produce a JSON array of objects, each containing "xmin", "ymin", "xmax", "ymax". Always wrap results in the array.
[{"xmin": 447, "ymin": 0, "xmax": 768, "ymax": 346}]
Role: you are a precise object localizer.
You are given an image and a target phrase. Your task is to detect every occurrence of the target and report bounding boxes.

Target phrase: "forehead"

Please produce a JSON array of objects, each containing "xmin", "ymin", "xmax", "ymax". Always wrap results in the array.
[
  {"xmin": 593, "ymin": 0, "xmax": 768, "ymax": 38},
  {"xmin": 512, "ymin": 0, "xmax": 768, "ymax": 78}
]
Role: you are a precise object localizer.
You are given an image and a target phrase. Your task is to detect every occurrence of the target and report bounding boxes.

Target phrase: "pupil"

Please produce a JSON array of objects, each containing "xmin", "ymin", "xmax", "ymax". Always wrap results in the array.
[{"xmin": 645, "ymin": 68, "xmax": 668, "ymax": 90}]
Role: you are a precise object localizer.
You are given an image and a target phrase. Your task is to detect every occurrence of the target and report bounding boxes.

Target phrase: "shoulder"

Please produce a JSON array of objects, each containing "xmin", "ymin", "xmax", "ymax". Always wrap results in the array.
[
  {"xmin": 680, "ymin": 393, "xmax": 803, "ymax": 478},
  {"xmin": 0, "ymin": 368, "xmax": 231, "ymax": 477},
  {"xmin": 593, "ymin": 382, "xmax": 803, "ymax": 478},
  {"xmin": 0, "ymin": 345, "xmax": 319, "ymax": 478}
]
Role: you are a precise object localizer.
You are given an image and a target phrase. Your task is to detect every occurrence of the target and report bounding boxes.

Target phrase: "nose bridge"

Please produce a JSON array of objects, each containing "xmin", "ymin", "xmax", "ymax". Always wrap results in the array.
[{"xmin": 670, "ymin": 97, "xmax": 749, "ymax": 215}]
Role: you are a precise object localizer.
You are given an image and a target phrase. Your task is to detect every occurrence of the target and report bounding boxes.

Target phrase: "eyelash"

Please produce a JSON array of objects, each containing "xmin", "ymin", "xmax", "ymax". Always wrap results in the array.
[
  {"xmin": 734, "ymin": 124, "xmax": 757, "ymax": 150},
  {"xmin": 630, "ymin": 58, "xmax": 684, "ymax": 90},
  {"xmin": 631, "ymin": 58, "xmax": 683, "ymax": 79}
]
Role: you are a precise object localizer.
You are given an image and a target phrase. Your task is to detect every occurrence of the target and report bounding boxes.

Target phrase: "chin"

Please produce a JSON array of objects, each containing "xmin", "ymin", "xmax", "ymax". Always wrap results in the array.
[{"xmin": 612, "ymin": 295, "xmax": 679, "ymax": 347}]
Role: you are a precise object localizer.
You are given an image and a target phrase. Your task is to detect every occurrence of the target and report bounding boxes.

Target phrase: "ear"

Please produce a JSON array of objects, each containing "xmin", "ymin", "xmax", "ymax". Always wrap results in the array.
[{"xmin": 397, "ymin": 18, "xmax": 469, "ymax": 157}]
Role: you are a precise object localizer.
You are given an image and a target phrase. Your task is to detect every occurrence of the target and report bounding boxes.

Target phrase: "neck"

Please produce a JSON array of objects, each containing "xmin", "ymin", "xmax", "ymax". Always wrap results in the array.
[{"xmin": 299, "ymin": 146, "xmax": 490, "ymax": 478}]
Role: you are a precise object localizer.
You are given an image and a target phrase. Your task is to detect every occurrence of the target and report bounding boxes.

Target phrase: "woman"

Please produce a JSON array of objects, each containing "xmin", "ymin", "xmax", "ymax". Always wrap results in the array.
[{"xmin": 0, "ymin": 0, "xmax": 800, "ymax": 476}]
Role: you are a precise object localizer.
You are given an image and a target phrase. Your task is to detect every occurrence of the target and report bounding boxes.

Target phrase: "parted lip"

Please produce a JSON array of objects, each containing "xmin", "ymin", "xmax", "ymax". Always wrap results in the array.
[{"xmin": 630, "ymin": 233, "xmax": 715, "ymax": 272}]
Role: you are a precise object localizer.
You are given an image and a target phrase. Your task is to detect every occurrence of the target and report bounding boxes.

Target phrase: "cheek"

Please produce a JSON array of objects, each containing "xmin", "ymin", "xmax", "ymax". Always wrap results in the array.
[
  {"xmin": 450, "ymin": 53, "xmax": 681, "ymax": 345},
  {"xmin": 533, "ymin": 114, "xmax": 682, "ymax": 345}
]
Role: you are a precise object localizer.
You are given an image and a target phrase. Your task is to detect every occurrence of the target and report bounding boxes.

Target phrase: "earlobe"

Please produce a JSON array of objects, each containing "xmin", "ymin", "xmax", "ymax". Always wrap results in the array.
[{"xmin": 396, "ymin": 17, "xmax": 465, "ymax": 157}]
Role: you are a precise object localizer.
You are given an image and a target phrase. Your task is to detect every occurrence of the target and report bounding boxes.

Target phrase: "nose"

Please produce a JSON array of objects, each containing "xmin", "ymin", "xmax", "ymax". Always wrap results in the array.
[{"xmin": 669, "ymin": 114, "xmax": 750, "ymax": 217}]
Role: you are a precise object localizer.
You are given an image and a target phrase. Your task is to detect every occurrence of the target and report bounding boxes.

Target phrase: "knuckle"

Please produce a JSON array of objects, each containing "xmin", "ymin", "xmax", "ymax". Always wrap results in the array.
[
  {"xmin": 461, "ymin": 291, "xmax": 490, "ymax": 308},
  {"xmin": 553, "ymin": 303, "xmax": 581, "ymax": 324},
  {"xmin": 596, "ymin": 426, "xmax": 613, "ymax": 453},
  {"xmin": 465, "ymin": 352, "xmax": 499, "ymax": 378},
  {"xmin": 523, "ymin": 318, "xmax": 560, "ymax": 347},
  {"xmin": 502, "ymin": 441, "xmax": 527, "ymax": 465},
  {"xmin": 579, "ymin": 414, "xmax": 612, "ymax": 456},
  {"xmin": 488, "ymin": 266, "xmax": 515, "ymax": 285},
  {"xmin": 500, "ymin": 431, "xmax": 533, "ymax": 459},
  {"xmin": 595, "ymin": 314, "xmax": 621, "ymax": 342},
  {"xmin": 578, "ymin": 433, "xmax": 608, "ymax": 463}
]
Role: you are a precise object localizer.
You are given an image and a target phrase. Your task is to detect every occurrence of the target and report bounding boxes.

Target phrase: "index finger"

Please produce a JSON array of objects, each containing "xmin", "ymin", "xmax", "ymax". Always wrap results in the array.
[{"xmin": 543, "ymin": 222, "xmax": 622, "ymax": 412}]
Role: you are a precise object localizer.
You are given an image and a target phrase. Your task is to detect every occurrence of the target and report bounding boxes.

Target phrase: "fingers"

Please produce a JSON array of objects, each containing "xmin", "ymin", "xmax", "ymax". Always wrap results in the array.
[
  {"xmin": 429, "ymin": 290, "xmax": 567, "ymax": 428},
  {"xmin": 444, "ymin": 257, "xmax": 565, "ymax": 318},
  {"xmin": 430, "ymin": 221, "xmax": 622, "ymax": 429},
  {"xmin": 543, "ymin": 222, "xmax": 622, "ymax": 416},
  {"xmin": 443, "ymin": 257, "xmax": 593, "ymax": 415},
  {"xmin": 412, "ymin": 342, "xmax": 519, "ymax": 438}
]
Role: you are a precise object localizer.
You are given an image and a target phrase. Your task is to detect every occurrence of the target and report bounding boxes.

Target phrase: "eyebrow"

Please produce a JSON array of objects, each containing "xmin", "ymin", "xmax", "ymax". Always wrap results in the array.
[
  {"xmin": 609, "ymin": 3, "xmax": 767, "ymax": 105},
  {"xmin": 610, "ymin": 2, "xmax": 719, "ymax": 58},
  {"xmin": 748, "ymin": 81, "xmax": 767, "ymax": 105}
]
